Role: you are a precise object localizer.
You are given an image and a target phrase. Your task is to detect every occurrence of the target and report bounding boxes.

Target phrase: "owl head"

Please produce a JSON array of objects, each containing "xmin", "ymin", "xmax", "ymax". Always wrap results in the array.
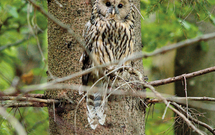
[{"xmin": 95, "ymin": 0, "xmax": 132, "ymax": 21}]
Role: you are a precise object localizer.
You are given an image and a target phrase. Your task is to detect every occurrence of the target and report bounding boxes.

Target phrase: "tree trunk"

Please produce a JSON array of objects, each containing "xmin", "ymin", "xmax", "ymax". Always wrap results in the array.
[
  {"xmin": 175, "ymin": 10, "xmax": 215, "ymax": 134},
  {"xmin": 46, "ymin": 0, "xmax": 145, "ymax": 134}
]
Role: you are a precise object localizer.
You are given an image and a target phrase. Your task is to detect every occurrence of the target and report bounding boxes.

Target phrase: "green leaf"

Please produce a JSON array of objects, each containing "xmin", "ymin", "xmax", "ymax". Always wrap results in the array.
[
  {"xmin": 8, "ymin": 6, "xmax": 19, "ymax": 18},
  {"xmin": 36, "ymin": 12, "xmax": 47, "ymax": 30},
  {"xmin": 179, "ymin": 19, "xmax": 191, "ymax": 30},
  {"xmin": 209, "ymin": 14, "xmax": 215, "ymax": 26}
]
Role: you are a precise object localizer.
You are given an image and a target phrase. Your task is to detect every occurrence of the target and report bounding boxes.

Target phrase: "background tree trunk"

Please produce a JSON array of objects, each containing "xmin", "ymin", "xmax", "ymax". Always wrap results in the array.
[
  {"xmin": 174, "ymin": 10, "xmax": 215, "ymax": 134},
  {"xmin": 46, "ymin": 0, "xmax": 145, "ymax": 134}
]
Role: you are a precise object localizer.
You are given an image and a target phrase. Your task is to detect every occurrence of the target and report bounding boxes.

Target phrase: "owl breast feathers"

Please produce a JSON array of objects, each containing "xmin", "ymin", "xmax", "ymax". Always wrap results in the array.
[{"xmin": 81, "ymin": 0, "xmax": 135, "ymax": 129}]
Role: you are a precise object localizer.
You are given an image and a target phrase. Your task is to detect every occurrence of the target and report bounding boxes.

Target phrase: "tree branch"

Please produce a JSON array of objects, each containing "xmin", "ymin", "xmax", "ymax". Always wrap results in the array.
[
  {"xmin": 11, "ymin": 65, "xmax": 213, "ymax": 97},
  {"xmin": 147, "ymin": 97, "xmax": 215, "ymax": 104},
  {"xmin": 0, "ymin": 96, "xmax": 59, "ymax": 103},
  {"xmin": 0, "ymin": 36, "xmax": 31, "ymax": 51},
  {"xmin": 171, "ymin": 102, "xmax": 215, "ymax": 134},
  {"xmin": 122, "ymin": 32, "xmax": 215, "ymax": 64},
  {"xmin": 142, "ymin": 83, "xmax": 205, "ymax": 135},
  {"xmin": 0, "ymin": 31, "xmax": 43, "ymax": 51},
  {"xmin": 148, "ymin": 66, "xmax": 215, "ymax": 86},
  {"xmin": 0, "ymin": 102, "xmax": 47, "ymax": 107},
  {"xmin": 1, "ymin": 82, "xmax": 215, "ymax": 134}
]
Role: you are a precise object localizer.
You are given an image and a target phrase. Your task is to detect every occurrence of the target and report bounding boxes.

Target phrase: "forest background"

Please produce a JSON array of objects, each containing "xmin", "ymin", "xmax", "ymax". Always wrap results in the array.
[{"xmin": 0, "ymin": 0, "xmax": 215, "ymax": 134}]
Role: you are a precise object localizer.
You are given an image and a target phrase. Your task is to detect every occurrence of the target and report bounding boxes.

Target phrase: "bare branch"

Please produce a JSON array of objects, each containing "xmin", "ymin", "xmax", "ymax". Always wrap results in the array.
[
  {"xmin": 122, "ymin": 32, "xmax": 215, "ymax": 63},
  {"xmin": 172, "ymin": 102, "xmax": 215, "ymax": 134},
  {"xmin": 0, "ymin": 37, "xmax": 29, "ymax": 51},
  {"xmin": 147, "ymin": 96, "xmax": 215, "ymax": 111},
  {"xmin": 0, "ymin": 96, "xmax": 59, "ymax": 103},
  {"xmin": 0, "ymin": 34, "xmax": 36, "ymax": 51},
  {"xmin": 3, "ymin": 79, "xmax": 215, "ymax": 110},
  {"xmin": 143, "ymin": 83, "xmax": 205, "ymax": 135},
  {"xmin": 183, "ymin": 76, "xmax": 189, "ymax": 117},
  {"xmin": 9, "ymin": 65, "xmax": 213, "ymax": 97},
  {"xmin": 148, "ymin": 97, "xmax": 215, "ymax": 103},
  {"xmin": 148, "ymin": 66, "xmax": 215, "ymax": 86},
  {"xmin": 0, "ymin": 102, "xmax": 47, "ymax": 107}
]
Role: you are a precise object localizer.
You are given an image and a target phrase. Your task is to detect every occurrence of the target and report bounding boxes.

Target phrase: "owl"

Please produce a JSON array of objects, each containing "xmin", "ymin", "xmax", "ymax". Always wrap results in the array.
[{"xmin": 80, "ymin": 0, "xmax": 135, "ymax": 129}]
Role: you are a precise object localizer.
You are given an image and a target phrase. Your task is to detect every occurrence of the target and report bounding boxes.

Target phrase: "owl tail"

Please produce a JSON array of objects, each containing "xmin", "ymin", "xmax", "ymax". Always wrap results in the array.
[{"xmin": 86, "ymin": 81, "xmax": 107, "ymax": 129}]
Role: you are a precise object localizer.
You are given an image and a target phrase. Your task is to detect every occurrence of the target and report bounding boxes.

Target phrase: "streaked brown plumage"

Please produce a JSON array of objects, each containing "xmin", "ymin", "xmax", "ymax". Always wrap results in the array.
[{"xmin": 81, "ymin": 0, "xmax": 135, "ymax": 129}]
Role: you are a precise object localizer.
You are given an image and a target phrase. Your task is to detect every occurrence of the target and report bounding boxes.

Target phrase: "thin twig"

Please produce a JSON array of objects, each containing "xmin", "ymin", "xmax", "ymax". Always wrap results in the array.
[
  {"xmin": 117, "ymin": 32, "xmax": 215, "ymax": 66},
  {"xmin": 183, "ymin": 76, "xmax": 188, "ymax": 117},
  {"xmin": 149, "ymin": 66, "xmax": 215, "ymax": 86},
  {"xmin": 148, "ymin": 97, "xmax": 215, "ymax": 103},
  {"xmin": 171, "ymin": 97, "xmax": 215, "ymax": 102},
  {"xmin": 133, "ymin": 5, "xmax": 144, "ymax": 20},
  {"xmin": 0, "ymin": 32, "xmax": 41, "ymax": 51},
  {"xmin": 162, "ymin": 101, "xmax": 170, "ymax": 119},
  {"xmin": 143, "ymin": 83, "xmax": 205, "ymax": 135},
  {"xmin": 171, "ymin": 102, "xmax": 215, "ymax": 134},
  {"xmin": 147, "ymin": 96, "xmax": 215, "ymax": 111},
  {"xmin": 0, "ymin": 106, "xmax": 27, "ymax": 135}
]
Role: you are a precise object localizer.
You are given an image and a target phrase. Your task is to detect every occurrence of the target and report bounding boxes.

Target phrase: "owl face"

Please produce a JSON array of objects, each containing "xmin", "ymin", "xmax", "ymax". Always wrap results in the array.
[{"xmin": 97, "ymin": 0, "xmax": 131, "ymax": 21}]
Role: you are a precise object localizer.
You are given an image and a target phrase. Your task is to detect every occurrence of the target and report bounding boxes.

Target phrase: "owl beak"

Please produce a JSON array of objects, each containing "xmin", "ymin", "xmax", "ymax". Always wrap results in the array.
[
  {"xmin": 108, "ymin": 6, "xmax": 119, "ymax": 15},
  {"xmin": 115, "ymin": 7, "xmax": 119, "ymax": 14}
]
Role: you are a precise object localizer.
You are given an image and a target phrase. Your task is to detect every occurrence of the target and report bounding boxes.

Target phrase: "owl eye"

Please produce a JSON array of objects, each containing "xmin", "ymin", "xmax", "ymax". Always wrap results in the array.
[
  {"xmin": 106, "ymin": 2, "xmax": 111, "ymax": 7},
  {"xmin": 118, "ymin": 3, "xmax": 123, "ymax": 8}
]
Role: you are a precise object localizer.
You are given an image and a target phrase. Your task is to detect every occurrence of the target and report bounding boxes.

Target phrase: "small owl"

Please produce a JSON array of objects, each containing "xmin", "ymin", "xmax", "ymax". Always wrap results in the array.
[{"xmin": 81, "ymin": 0, "xmax": 135, "ymax": 129}]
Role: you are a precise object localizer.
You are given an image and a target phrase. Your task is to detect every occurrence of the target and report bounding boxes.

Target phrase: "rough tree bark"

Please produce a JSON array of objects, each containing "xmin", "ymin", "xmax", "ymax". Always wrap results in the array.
[
  {"xmin": 46, "ymin": 0, "xmax": 145, "ymax": 134},
  {"xmin": 175, "ymin": 9, "xmax": 215, "ymax": 135}
]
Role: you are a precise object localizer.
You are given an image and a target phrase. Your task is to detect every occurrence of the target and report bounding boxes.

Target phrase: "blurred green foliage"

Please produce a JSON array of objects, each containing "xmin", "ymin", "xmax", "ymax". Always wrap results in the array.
[
  {"xmin": 1, "ymin": 107, "xmax": 49, "ymax": 135},
  {"xmin": 140, "ymin": 0, "xmax": 212, "ymax": 53},
  {"xmin": 145, "ymin": 103, "xmax": 175, "ymax": 135},
  {"xmin": 140, "ymin": 0, "xmax": 215, "ymax": 134},
  {"xmin": 0, "ymin": 0, "xmax": 214, "ymax": 134},
  {"xmin": 0, "ymin": 0, "xmax": 48, "ymax": 134}
]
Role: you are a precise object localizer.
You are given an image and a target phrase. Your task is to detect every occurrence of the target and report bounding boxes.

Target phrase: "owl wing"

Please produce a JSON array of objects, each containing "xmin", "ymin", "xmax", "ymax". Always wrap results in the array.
[
  {"xmin": 81, "ymin": 21, "xmax": 107, "ymax": 129},
  {"xmin": 81, "ymin": 21, "xmax": 93, "ymax": 85}
]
